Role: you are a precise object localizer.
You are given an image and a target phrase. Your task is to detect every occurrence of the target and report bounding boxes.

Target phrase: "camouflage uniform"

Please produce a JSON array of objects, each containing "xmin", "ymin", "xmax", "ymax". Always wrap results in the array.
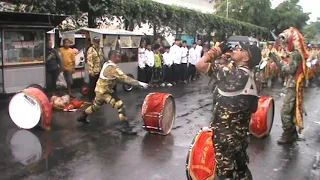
[
  {"xmin": 87, "ymin": 45, "xmax": 104, "ymax": 99},
  {"xmin": 79, "ymin": 60, "xmax": 140, "ymax": 122},
  {"xmin": 270, "ymin": 51, "xmax": 301, "ymax": 134},
  {"xmin": 204, "ymin": 48, "xmax": 258, "ymax": 180}
]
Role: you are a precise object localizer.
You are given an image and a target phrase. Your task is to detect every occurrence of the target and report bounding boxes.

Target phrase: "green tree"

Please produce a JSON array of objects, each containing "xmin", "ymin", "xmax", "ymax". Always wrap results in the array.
[
  {"xmin": 303, "ymin": 18, "xmax": 320, "ymax": 42},
  {"xmin": 214, "ymin": 0, "xmax": 272, "ymax": 27},
  {"xmin": 270, "ymin": 0, "xmax": 310, "ymax": 35},
  {"xmin": 12, "ymin": 0, "xmax": 113, "ymax": 27}
]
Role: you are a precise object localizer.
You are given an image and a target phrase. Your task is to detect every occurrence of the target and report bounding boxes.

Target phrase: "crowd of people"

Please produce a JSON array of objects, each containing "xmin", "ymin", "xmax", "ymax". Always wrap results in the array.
[{"xmin": 137, "ymin": 39, "xmax": 207, "ymax": 87}]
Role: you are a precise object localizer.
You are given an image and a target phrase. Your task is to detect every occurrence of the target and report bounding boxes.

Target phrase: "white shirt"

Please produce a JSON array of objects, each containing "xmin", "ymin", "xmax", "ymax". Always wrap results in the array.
[
  {"xmin": 188, "ymin": 47, "xmax": 197, "ymax": 65},
  {"xmin": 138, "ymin": 47, "xmax": 146, "ymax": 68},
  {"xmin": 170, "ymin": 44, "xmax": 182, "ymax": 64},
  {"xmin": 181, "ymin": 47, "xmax": 189, "ymax": 64},
  {"xmin": 162, "ymin": 52, "xmax": 173, "ymax": 66},
  {"xmin": 195, "ymin": 45, "xmax": 203, "ymax": 63},
  {"xmin": 145, "ymin": 49, "xmax": 155, "ymax": 67}
]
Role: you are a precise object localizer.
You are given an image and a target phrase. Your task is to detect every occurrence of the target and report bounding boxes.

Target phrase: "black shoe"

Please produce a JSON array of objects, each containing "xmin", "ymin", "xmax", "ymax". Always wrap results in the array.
[
  {"xmin": 77, "ymin": 114, "xmax": 90, "ymax": 124},
  {"xmin": 118, "ymin": 121, "xmax": 137, "ymax": 135}
]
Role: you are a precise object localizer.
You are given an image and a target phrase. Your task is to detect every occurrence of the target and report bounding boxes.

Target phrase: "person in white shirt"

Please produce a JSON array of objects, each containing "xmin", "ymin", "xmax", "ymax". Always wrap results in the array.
[
  {"xmin": 162, "ymin": 46, "xmax": 173, "ymax": 87},
  {"xmin": 188, "ymin": 43, "xmax": 197, "ymax": 81},
  {"xmin": 195, "ymin": 39, "xmax": 203, "ymax": 62},
  {"xmin": 145, "ymin": 44, "xmax": 155, "ymax": 84},
  {"xmin": 181, "ymin": 40, "xmax": 189, "ymax": 83},
  {"xmin": 195, "ymin": 39, "xmax": 203, "ymax": 78},
  {"xmin": 170, "ymin": 38, "xmax": 182, "ymax": 84},
  {"xmin": 138, "ymin": 42, "xmax": 147, "ymax": 82}
]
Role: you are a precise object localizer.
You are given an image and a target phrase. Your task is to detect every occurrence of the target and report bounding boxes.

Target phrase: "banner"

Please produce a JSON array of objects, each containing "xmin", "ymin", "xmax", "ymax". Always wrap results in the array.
[
  {"xmin": 131, "ymin": 36, "xmax": 141, "ymax": 48},
  {"xmin": 60, "ymin": 32, "xmax": 75, "ymax": 46},
  {"xmin": 119, "ymin": 36, "xmax": 132, "ymax": 48},
  {"xmin": 104, "ymin": 35, "xmax": 118, "ymax": 49}
]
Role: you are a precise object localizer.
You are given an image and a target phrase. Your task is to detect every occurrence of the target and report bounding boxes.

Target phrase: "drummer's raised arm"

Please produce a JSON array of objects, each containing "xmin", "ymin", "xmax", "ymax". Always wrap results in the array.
[{"xmin": 196, "ymin": 47, "xmax": 222, "ymax": 73}]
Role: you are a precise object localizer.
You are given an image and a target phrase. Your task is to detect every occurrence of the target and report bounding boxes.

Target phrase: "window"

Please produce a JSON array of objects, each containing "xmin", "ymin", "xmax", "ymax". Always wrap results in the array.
[{"xmin": 3, "ymin": 30, "xmax": 45, "ymax": 65}]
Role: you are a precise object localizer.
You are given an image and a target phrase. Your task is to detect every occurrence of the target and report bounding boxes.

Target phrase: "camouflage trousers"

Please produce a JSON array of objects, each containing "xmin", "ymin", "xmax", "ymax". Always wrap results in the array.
[
  {"xmin": 212, "ymin": 105, "xmax": 252, "ymax": 180},
  {"xmin": 85, "ymin": 92, "xmax": 126, "ymax": 119},
  {"xmin": 281, "ymin": 87, "xmax": 296, "ymax": 130}
]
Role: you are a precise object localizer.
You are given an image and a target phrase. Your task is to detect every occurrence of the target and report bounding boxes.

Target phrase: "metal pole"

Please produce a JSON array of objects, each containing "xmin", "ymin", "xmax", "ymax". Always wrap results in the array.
[{"xmin": 226, "ymin": 0, "xmax": 229, "ymax": 18}]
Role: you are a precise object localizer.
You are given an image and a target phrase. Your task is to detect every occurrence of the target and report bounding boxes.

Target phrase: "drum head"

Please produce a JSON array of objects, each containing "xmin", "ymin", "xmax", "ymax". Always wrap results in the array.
[
  {"xmin": 10, "ymin": 130, "xmax": 42, "ymax": 166},
  {"xmin": 260, "ymin": 61, "xmax": 268, "ymax": 69},
  {"xmin": 9, "ymin": 93, "xmax": 41, "ymax": 129},
  {"xmin": 161, "ymin": 96, "xmax": 176, "ymax": 135},
  {"xmin": 266, "ymin": 99, "xmax": 275, "ymax": 134}
]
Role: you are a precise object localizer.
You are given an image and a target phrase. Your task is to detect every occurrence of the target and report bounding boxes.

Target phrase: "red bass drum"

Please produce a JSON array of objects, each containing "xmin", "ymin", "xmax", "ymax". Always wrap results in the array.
[
  {"xmin": 186, "ymin": 130, "xmax": 216, "ymax": 180},
  {"xmin": 141, "ymin": 92, "xmax": 176, "ymax": 135},
  {"xmin": 250, "ymin": 96, "xmax": 275, "ymax": 138},
  {"xmin": 9, "ymin": 86, "xmax": 52, "ymax": 131}
]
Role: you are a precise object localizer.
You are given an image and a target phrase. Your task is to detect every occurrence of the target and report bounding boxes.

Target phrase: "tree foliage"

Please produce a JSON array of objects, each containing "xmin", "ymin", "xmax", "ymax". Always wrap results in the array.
[
  {"xmin": 214, "ymin": 0, "xmax": 310, "ymax": 35},
  {"xmin": 214, "ymin": 0, "xmax": 272, "ymax": 27},
  {"xmin": 303, "ymin": 18, "xmax": 320, "ymax": 42},
  {"xmin": 11, "ymin": 0, "xmax": 268, "ymax": 38},
  {"xmin": 270, "ymin": 0, "xmax": 310, "ymax": 35}
]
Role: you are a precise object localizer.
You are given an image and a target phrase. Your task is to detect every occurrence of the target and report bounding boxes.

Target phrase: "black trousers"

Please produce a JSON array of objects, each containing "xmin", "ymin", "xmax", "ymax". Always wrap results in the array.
[
  {"xmin": 138, "ymin": 67, "xmax": 146, "ymax": 83},
  {"xmin": 145, "ymin": 65, "xmax": 153, "ymax": 84},
  {"xmin": 188, "ymin": 64, "xmax": 196, "ymax": 80},
  {"xmin": 163, "ymin": 65, "xmax": 173, "ymax": 83},
  {"xmin": 46, "ymin": 70, "xmax": 60, "ymax": 92},
  {"xmin": 152, "ymin": 67, "xmax": 162, "ymax": 83},
  {"xmin": 181, "ymin": 63, "xmax": 188, "ymax": 81},
  {"xmin": 89, "ymin": 74, "xmax": 99, "ymax": 100},
  {"xmin": 172, "ymin": 64, "xmax": 182, "ymax": 82}
]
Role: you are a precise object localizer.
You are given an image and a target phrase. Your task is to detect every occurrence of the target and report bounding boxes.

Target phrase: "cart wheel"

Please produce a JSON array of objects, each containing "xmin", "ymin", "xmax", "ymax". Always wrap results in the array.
[
  {"xmin": 81, "ymin": 84, "xmax": 90, "ymax": 95},
  {"xmin": 123, "ymin": 74, "xmax": 134, "ymax": 92}
]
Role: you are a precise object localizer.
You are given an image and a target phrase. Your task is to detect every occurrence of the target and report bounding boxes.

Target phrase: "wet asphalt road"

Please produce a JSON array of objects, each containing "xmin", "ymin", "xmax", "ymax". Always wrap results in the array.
[{"xmin": 0, "ymin": 77, "xmax": 319, "ymax": 180}]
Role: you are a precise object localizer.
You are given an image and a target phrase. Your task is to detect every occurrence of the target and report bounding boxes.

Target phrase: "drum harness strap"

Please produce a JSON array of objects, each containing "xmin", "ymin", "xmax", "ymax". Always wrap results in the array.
[
  {"xmin": 217, "ymin": 67, "xmax": 258, "ymax": 97},
  {"xmin": 99, "ymin": 61, "xmax": 117, "ymax": 80}
]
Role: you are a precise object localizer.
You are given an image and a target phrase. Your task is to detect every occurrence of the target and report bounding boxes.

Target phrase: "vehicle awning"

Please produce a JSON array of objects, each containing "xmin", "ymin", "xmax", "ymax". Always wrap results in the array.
[
  {"xmin": 0, "ymin": 11, "xmax": 68, "ymax": 28},
  {"xmin": 66, "ymin": 27, "xmax": 144, "ymax": 36}
]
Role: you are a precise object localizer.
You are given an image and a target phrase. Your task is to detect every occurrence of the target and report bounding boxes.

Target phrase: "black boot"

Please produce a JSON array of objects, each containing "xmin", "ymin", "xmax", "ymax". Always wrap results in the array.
[
  {"xmin": 77, "ymin": 112, "xmax": 90, "ymax": 124},
  {"xmin": 277, "ymin": 127, "xmax": 298, "ymax": 144},
  {"xmin": 119, "ymin": 121, "xmax": 137, "ymax": 135}
]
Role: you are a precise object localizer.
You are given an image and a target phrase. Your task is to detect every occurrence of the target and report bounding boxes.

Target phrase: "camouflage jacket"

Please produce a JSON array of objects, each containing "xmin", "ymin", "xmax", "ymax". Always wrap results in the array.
[
  {"xmin": 203, "ymin": 48, "xmax": 258, "ymax": 114},
  {"xmin": 270, "ymin": 50, "xmax": 302, "ymax": 88},
  {"xmin": 95, "ymin": 61, "xmax": 140, "ymax": 94},
  {"xmin": 87, "ymin": 45, "xmax": 104, "ymax": 75}
]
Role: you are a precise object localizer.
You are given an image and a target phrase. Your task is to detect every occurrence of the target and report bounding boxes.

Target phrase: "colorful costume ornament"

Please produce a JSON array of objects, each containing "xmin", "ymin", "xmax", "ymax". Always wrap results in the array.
[{"xmin": 270, "ymin": 27, "xmax": 308, "ymax": 144}]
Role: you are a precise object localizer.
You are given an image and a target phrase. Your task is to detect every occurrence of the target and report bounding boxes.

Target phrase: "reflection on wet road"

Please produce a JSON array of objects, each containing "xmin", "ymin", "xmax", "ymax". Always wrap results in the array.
[{"xmin": 0, "ymin": 77, "xmax": 319, "ymax": 180}]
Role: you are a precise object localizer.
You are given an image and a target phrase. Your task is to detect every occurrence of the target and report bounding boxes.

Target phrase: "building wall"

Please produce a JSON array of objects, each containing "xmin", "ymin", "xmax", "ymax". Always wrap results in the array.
[{"xmin": 152, "ymin": 0, "xmax": 215, "ymax": 13}]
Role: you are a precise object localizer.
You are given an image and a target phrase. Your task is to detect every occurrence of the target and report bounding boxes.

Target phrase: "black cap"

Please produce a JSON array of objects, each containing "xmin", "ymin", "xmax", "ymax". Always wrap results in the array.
[{"xmin": 239, "ymin": 42, "xmax": 261, "ymax": 66}]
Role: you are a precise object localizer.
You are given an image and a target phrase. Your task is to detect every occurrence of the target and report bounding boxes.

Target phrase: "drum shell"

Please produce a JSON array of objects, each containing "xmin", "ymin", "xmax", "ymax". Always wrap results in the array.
[
  {"xmin": 22, "ymin": 87, "xmax": 52, "ymax": 130},
  {"xmin": 141, "ymin": 92, "xmax": 175, "ymax": 135},
  {"xmin": 250, "ymin": 96, "xmax": 274, "ymax": 138},
  {"xmin": 186, "ymin": 130, "xmax": 216, "ymax": 180}
]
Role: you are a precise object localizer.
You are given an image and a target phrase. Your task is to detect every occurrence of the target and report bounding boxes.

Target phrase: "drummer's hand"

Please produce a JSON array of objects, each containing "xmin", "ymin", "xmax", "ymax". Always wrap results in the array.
[
  {"xmin": 201, "ymin": 127, "xmax": 213, "ymax": 132},
  {"xmin": 138, "ymin": 82, "xmax": 148, "ymax": 89}
]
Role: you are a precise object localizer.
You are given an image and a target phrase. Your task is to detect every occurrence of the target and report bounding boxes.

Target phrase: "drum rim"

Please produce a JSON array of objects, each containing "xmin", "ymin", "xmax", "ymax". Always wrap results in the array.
[
  {"xmin": 8, "ymin": 93, "xmax": 42, "ymax": 129},
  {"xmin": 161, "ymin": 95, "xmax": 176, "ymax": 135},
  {"xmin": 266, "ymin": 99, "xmax": 275, "ymax": 135}
]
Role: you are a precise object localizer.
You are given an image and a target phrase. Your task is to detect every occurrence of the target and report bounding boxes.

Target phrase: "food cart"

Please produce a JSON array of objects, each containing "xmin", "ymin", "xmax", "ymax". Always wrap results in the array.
[
  {"xmin": 0, "ymin": 11, "xmax": 67, "ymax": 94},
  {"xmin": 62, "ymin": 27, "xmax": 143, "ymax": 91}
]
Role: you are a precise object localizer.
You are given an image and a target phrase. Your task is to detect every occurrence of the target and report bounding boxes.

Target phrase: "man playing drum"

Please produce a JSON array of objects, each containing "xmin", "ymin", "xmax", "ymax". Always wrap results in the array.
[
  {"xmin": 77, "ymin": 50, "xmax": 148, "ymax": 134},
  {"xmin": 196, "ymin": 42, "xmax": 261, "ymax": 180}
]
